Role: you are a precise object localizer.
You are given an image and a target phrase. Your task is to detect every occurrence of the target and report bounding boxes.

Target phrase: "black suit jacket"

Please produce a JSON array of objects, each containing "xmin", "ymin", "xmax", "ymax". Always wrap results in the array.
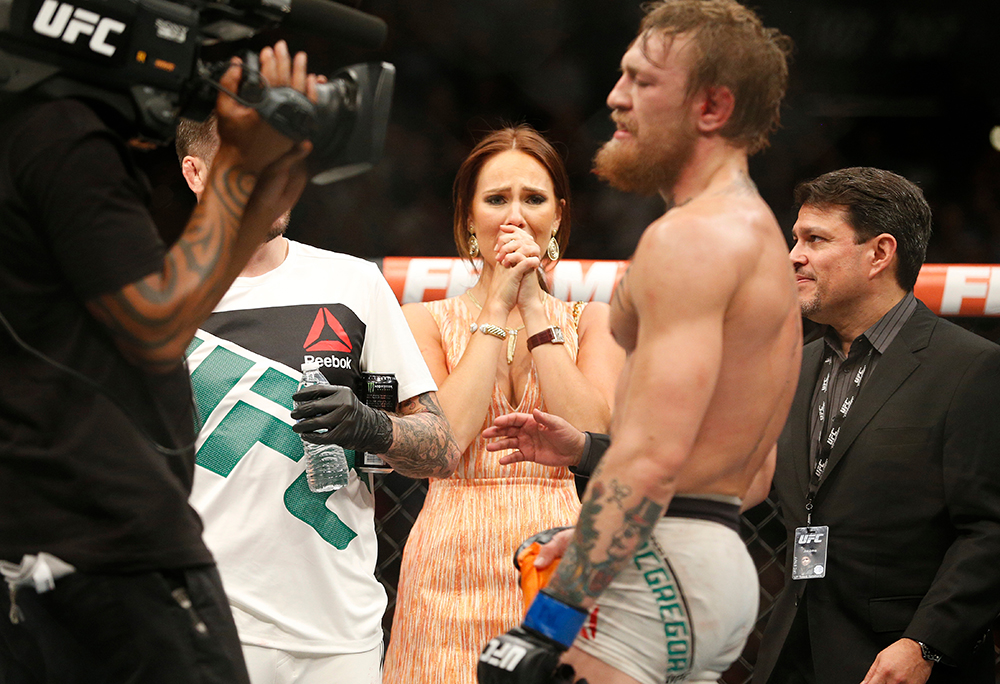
[{"xmin": 753, "ymin": 302, "xmax": 1000, "ymax": 684}]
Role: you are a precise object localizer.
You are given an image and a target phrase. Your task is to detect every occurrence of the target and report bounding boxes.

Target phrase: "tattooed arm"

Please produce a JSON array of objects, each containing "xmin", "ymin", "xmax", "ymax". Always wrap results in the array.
[
  {"xmin": 382, "ymin": 391, "xmax": 461, "ymax": 479},
  {"xmin": 85, "ymin": 42, "xmax": 314, "ymax": 372},
  {"xmin": 543, "ymin": 213, "xmax": 736, "ymax": 609},
  {"xmin": 544, "ymin": 465, "xmax": 669, "ymax": 608}
]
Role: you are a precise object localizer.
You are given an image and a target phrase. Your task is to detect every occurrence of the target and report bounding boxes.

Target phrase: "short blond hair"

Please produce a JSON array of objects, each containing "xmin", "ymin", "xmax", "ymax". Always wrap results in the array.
[{"xmin": 638, "ymin": 0, "xmax": 793, "ymax": 154}]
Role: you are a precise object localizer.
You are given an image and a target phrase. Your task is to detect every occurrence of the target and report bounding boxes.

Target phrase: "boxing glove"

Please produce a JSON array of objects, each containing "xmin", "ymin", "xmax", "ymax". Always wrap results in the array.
[{"xmin": 477, "ymin": 591, "xmax": 588, "ymax": 684}]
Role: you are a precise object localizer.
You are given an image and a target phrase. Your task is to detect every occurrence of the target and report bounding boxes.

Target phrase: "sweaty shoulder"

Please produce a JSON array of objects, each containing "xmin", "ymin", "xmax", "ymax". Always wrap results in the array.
[
  {"xmin": 686, "ymin": 189, "xmax": 780, "ymax": 256},
  {"xmin": 628, "ymin": 189, "xmax": 794, "ymax": 347},
  {"xmin": 634, "ymin": 195, "xmax": 772, "ymax": 295}
]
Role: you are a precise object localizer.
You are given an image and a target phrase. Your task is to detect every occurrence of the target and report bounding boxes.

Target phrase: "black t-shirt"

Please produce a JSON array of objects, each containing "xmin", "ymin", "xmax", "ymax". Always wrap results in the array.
[{"xmin": 0, "ymin": 96, "xmax": 212, "ymax": 572}]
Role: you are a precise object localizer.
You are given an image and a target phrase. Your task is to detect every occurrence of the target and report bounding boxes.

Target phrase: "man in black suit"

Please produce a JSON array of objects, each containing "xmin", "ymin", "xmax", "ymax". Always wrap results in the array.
[{"xmin": 753, "ymin": 167, "xmax": 1000, "ymax": 684}]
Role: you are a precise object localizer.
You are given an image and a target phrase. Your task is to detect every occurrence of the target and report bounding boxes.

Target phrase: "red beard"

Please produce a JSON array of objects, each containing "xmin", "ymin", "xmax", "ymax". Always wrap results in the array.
[{"xmin": 593, "ymin": 120, "xmax": 697, "ymax": 198}]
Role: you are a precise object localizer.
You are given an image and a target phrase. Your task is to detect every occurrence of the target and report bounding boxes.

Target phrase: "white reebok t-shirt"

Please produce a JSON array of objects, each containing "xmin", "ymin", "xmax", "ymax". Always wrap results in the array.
[{"xmin": 187, "ymin": 240, "xmax": 436, "ymax": 654}]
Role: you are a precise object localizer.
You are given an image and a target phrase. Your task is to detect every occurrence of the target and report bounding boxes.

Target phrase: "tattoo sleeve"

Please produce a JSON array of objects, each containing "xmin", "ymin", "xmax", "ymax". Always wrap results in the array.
[
  {"xmin": 610, "ymin": 266, "xmax": 632, "ymax": 314},
  {"xmin": 382, "ymin": 391, "xmax": 460, "ymax": 479},
  {"xmin": 87, "ymin": 167, "xmax": 255, "ymax": 371},
  {"xmin": 547, "ymin": 466, "xmax": 665, "ymax": 607}
]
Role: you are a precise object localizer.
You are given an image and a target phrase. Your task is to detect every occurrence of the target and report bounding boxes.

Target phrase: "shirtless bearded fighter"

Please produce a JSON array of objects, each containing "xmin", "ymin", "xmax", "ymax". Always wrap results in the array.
[{"xmin": 478, "ymin": 2, "xmax": 800, "ymax": 683}]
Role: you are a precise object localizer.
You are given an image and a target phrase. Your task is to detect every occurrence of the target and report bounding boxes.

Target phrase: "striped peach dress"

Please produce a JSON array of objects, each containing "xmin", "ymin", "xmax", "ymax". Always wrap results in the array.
[{"xmin": 382, "ymin": 296, "xmax": 584, "ymax": 684}]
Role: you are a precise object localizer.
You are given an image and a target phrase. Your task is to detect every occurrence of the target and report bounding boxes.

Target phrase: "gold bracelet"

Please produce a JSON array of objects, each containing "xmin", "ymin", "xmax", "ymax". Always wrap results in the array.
[{"xmin": 470, "ymin": 322, "xmax": 508, "ymax": 340}]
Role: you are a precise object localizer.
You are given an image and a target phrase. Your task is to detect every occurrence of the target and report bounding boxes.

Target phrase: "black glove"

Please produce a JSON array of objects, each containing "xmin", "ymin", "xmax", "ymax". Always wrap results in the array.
[
  {"xmin": 291, "ymin": 384, "xmax": 393, "ymax": 454},
  {"xmin": 513, "ymin": 527, "xmax": 573, "ymax": 572},
  {"xmin": 478, "ymin": 627, "xmax": 582, "ymax": 684},
  {"xmin": 478, "ymin": 591, "xmax": 589, "ymax": 684}
]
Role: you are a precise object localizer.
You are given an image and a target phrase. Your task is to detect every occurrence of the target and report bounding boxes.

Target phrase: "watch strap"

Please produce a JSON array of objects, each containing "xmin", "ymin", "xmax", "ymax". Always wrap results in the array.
[
  {"xmin": 915, "ymin": 640, "xmax": 943, "ymax": 664},
  {"xmin": 527, "ymin": 326, "xmax": 564, "ymax": 351}
]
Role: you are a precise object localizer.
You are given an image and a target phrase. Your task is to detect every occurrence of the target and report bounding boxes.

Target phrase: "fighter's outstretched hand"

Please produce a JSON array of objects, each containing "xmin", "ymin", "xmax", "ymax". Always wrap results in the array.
[
  {"xmin": 485, "ymin": 409, "xmax": 586, "ymax": 468},
  {"xmin": 859, "ymin": 639, "xmax": 932, "ymax": 684}
]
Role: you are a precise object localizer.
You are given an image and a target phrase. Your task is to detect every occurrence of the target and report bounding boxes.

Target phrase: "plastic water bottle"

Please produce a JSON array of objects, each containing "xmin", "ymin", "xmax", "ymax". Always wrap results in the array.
[{"xmin": 297, "ymin": 362, "xmax": 350, "ymax": 492}]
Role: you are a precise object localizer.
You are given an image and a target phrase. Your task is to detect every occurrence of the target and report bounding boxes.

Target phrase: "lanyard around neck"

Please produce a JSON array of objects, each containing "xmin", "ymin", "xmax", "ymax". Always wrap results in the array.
[{"xmin": 806, "ymin": 344, "xmax": 873, "ymax": 523}]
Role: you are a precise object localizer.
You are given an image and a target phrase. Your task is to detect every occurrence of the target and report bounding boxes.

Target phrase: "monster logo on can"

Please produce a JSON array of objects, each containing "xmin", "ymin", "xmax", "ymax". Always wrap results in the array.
[{"xmin": 361, "ymin": 372, "xmax": 397, "ymax": 473}]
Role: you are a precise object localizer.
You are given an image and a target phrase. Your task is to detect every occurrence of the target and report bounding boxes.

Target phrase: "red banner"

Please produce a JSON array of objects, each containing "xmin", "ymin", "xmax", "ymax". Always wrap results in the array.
[{"xmin": 381, "ymin": 258, "xmax": 1000, "ymax": 317}]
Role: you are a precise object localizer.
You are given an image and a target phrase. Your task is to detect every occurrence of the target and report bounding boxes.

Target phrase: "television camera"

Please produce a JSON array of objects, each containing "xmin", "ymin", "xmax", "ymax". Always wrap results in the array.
[{"xmin": 0, "ymin": 0, "xmax": 394, "ymax": 183}]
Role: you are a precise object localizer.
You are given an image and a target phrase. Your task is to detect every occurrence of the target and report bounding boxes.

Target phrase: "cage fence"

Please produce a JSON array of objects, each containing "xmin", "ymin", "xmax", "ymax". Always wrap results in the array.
[{"xmin": 372, "ymin": 476, "xmax": 1000, "ymax": 682}]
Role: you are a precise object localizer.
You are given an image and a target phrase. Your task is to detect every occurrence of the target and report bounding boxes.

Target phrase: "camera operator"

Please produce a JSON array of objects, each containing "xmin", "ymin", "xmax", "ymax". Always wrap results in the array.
[{"xmin": 0, "ymin": 40, "xmax": 319, "ymax": 683}]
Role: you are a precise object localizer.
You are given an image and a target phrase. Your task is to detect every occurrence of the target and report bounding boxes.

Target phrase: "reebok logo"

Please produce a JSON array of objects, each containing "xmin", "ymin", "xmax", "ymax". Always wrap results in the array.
[
  {"xmin": 303, "ymin": 307, "xmax": 353, "ymax": 353},
  {"xmin": 303, "ymin": 355, "xmax": 352, "ymax": 370},
  {"xmin": 32, "ymin": 0, "xmax": 125, "ymax": 56}
]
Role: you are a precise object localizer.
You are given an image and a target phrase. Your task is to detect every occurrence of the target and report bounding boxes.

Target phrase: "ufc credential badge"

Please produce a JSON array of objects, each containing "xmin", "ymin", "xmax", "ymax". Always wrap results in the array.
[{"xmin": 792, "ymin": 525, "xmax": 828, "ymax": 580}]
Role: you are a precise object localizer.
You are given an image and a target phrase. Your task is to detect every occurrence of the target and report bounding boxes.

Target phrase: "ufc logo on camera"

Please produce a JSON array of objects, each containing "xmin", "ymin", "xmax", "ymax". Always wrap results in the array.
[{"xmin": 31, "ymin": 0, "xmax": 126, "ymax": 57}]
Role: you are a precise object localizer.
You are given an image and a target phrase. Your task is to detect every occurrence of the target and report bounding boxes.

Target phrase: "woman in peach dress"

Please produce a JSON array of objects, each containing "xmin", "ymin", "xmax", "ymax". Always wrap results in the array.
[{"xmin": 383, "ymin": 125, "xmax": 624, "ymax": 684}]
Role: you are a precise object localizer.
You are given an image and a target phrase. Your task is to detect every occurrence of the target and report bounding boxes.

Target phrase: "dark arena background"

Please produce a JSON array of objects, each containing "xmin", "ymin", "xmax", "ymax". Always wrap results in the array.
[{"xmin": 142, "ymin": 1, "xmax": 1000, "ymax": 681}]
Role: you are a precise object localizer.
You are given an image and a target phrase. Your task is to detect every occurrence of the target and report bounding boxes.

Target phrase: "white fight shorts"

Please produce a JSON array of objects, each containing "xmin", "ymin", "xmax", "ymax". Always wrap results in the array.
[{"xmin": 572, "ymin": 495, "xmax": 757, "ymax": 684}]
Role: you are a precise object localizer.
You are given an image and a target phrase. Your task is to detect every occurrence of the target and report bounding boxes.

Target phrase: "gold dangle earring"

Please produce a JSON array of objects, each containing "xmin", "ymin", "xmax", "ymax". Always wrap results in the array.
[
  {"xmin": 547, "ymin": 235, "xmax": 560, "ymax": 261},
  {"xmin": 469, "ymin": 233, "xmax": 480, "ymax": 258}
]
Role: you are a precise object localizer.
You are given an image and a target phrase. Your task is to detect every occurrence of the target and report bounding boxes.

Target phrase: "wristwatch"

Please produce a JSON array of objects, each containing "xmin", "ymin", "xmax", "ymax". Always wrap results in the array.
[
  {"xmin": 526, "ymin": 326, "xmax": 564, "ymax": 351},
  {"xmin": 915, "ymin": 640, "xmax": 943, "ymax": 664}
]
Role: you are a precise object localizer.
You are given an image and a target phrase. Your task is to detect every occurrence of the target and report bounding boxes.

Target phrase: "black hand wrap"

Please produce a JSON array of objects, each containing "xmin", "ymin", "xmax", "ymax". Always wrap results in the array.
[
  {"xmin": 291, "ymin": 385, "xmax": 393, "ymax": 454},
  {"xmin": 478, "ymin": 591, "xmax": 589, "ymax": 684}
]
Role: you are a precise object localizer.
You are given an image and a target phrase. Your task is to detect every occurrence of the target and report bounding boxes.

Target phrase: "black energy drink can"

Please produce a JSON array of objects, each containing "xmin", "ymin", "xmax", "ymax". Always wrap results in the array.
[
  {"xmin": 361, "ymin": 372, "xmax": 397, "ymax": 472},
  {"xmin": 363, "ymin": 372, "xmax": 398, "ymax": 410}
]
